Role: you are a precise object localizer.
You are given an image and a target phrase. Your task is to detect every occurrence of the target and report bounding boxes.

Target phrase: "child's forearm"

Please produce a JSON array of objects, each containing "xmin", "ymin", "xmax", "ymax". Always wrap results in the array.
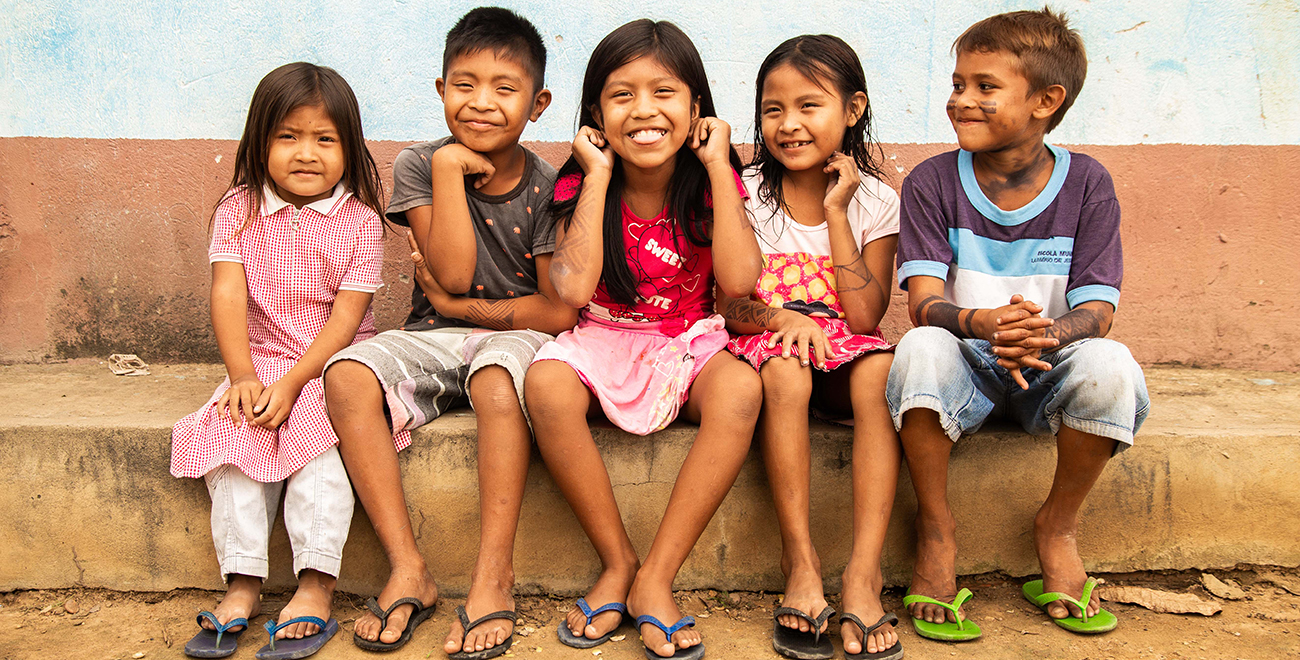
[
  {"xmin": 827, "ymin": 222, "xmax": 894, "ymax": 335},
  {"xmin": 707, "ymin": 163, "xmax": 761, "ymax": 299},
  {"xmin": 550, "ymin": 172, "xmax": 610, "ymax": 308},
  {"xmin": 211, "ymin": 262, "xmax": 257, "ymax": 382},
  {"xmin": 282, "ymin": 290, "xmax": 375, "ymax": 387},
  {"xmin": 436, "ymin": 293, "xmax": 579, "ymax": 336},
  {"xmin": 1043, "ymin": 300, "xmax": 1114, "ymax": 353},
  {"xmin": 425, "ymin": 162, "xmax": 478, "ymax": 293},
  {"xmin": 717, "ymin": 288, "xmax": 779, "ymax": 334},
  {"xmin": 907, "ymin": 275, "xmax": 993, "ymax": 339}
]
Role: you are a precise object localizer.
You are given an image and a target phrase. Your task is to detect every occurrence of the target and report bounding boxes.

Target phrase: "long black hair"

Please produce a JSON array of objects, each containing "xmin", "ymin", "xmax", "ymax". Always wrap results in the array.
[
  {"xmin": 749, "ymin": 35, "xmax": 888, "ymax": 217},
  {"xmin": 547, "ymin": 19, "xmax": 744, "ymax": 306},
  {"xmin": 214, "ymin": 62, "xmax": 385, "ymax": 235}
]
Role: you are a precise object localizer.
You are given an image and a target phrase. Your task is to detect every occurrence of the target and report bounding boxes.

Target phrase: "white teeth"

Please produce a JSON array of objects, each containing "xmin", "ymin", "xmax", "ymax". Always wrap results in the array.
[
  {"xmin": 782, "ymin": 141, "xmax": 812, "ymax": 149},
  {"xmin": 629, "ymin": 129, "xmax": 667, "ymax": 145}
]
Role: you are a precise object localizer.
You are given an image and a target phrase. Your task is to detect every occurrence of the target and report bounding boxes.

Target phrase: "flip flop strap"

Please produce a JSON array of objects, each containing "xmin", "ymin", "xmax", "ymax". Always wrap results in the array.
[
  {"xmin": 1032, "ymin": 577, "xmax": 1097, "ymax": 623},
  {"xmin": 839, "ymin": 612, "xmax": 899, "ymax": 637},
  {"xmin": 576, "ymin": 598, "xmax": 627, "ymax": 624},
  {"xmin": 366, "ymin": 596, "xmax": 427, "ymax": 628},
  {"xmin": 263, "ymin": 616, "xmax": 327, "ymax": 651},
  {"xmin": 455, "ymin": 605, "xmax": 518, "ymax": 643},
  {"xmin": 196, "ymin": 611, "xmax": 248, "ymax": 647},
  {"xmin": 774, "ymin": 605, "xmax": 836, "ymax": 644},
  {"xmin": 636, "ymin": 614, "xmax": 695, "ymax": 637},
  {"xmin": 903, "ymin": 588, "xmax": 974, "ymax": 630}
]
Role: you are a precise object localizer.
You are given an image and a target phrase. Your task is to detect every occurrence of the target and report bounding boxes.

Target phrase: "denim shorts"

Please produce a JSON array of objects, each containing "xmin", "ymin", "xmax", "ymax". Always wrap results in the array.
[{"xmin": 885, "ymin": 326, "xmax": 1149, "ymax": 451}]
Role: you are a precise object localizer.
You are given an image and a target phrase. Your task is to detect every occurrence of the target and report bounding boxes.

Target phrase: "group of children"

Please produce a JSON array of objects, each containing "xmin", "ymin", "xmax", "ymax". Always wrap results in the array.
[{"xmin": 171, "ymin": 6, "xmax": 1149, "ymax": 660}]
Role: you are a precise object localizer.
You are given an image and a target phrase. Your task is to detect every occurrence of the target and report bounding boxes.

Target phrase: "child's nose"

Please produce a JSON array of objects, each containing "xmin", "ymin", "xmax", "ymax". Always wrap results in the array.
[
  {"xmin": 468, "ymin": 87, "xmax": 496, "ymax": 110},
  {"xmin": 630, "ymin": 94, "xmax": 658, "ymax": 119}
]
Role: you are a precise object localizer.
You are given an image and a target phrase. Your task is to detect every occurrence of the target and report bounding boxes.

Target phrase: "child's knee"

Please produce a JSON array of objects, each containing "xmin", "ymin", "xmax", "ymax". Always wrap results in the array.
[
  {"xmin": 722, "ymin": 363, "xmax": 764, "ymax": 423},
  {"xmin": 892, "ymin": 326, "xmax": 962, "ymax": 375},
  {"xmin": 523, "ymin": 361, "xmax": 583, "ymax": 418},
  {"xmin": 323, "ymin": 359, "xmax": 379, "ymax": 410},
  {"xmin": 469, "ymin": 365, "xmax": 524, "ymax": 419},
  {"xmin": 759, "ymin": 358, "xmax": 812, "ymax": 404},
  {"xmin": 1060, "ymin": 339, "xmax": 1144, "ymax": 405}
]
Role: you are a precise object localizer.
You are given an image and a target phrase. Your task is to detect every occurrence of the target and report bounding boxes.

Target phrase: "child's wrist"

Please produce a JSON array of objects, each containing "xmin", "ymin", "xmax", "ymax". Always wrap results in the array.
[{"xmin": 705, "ymin": 161, "xmax": 734, "ymax": 178}]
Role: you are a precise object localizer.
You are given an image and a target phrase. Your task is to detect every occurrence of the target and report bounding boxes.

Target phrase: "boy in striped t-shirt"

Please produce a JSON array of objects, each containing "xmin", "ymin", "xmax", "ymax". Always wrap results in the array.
[{"xmin": 888, "ymin": 8, "xmax": 1149, "ymax": 642}]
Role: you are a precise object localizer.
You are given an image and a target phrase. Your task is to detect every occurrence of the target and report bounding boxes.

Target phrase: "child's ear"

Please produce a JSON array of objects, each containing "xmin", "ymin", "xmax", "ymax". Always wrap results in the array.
[
  {"xmin": 845, "ymin": 91, "xmax": 869, "ymax": 128},
  {"xmin": 591, "ymin": 105, "xmax": 604, "ymax": 131},
  {"xmin": 1033, "ymin": 84, "xmax": 1067, "ymax": 121},
  {"xmin": 530, "ymin": 88, "xmax": 553, "ymax": 122},
  {"xmin": 435, "ymin": 78, "xmax": 446, "ymax": 101},
  {"xmin": 691, "ymin": 98, "xmax": 700, "ymax": 120}
]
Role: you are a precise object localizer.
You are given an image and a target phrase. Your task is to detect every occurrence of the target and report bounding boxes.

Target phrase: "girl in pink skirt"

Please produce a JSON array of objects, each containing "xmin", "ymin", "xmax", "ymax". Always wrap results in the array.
[
  {"xmin": 524, "ymin": 19, "xmax": 762, "ymax": 660},
  {"xmin": 718, "ymin": 36, "xmax": 903, "ymax": 660},
  {"xmin": 170, "ymin": 63, "xmax": 385, "ymax": 659}
]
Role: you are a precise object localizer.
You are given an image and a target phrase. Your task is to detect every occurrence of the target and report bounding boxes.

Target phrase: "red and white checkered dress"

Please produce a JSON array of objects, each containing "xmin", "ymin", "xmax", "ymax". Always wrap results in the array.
[{"xmin": 171, "ymin": 185, "xmax": 384, "ymax": 483}]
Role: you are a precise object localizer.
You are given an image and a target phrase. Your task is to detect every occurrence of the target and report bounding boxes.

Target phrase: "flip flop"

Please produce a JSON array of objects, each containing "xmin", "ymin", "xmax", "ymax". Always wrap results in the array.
[
  {"xmin": 839, "ymin": 612, "xmax": 903, "ymax": 660},
  {"xmin": 351, "ymin": 596, "xmax": 437, "ymax": 652},
  {"xmin": 901, "ymin": 588, "xmax": 981, "ymax": 642},
  {"xmin": 255, "ymin": 616, "xmax": 338, "ymax": 660},
  {"xmin": 557, "ymin": 597, "xmax": 628, "ymax": 648},
  {"xmin": 771, "ymin": 605, "xmax": 835, "ymax": 659},
  {"xmin": 447, "ymin": 605, "xmax": 518, "ymax": 660},
  {"xmin": 184, "ymin": 611, "xmax": 248, "ymax": 658},
  {"xmin": 635, "ymin": 614, "xmax": 704, "ymax": 660},
  {"xmin": 1022, "ymin": 576, "xmax": 1118, "ymax": 634}
]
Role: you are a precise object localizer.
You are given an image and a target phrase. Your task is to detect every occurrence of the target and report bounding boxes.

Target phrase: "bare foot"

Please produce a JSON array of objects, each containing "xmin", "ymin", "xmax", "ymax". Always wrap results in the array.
[
  {"xmin": 273, "ymin": 570, "xmax": 335, "ymax": 639},
  {"xmin": 201, "ymin": 574, "xmax": 261, "ymax": 633},
  {"xmin": 1034, "ymin": 506, "xmax": 1098, "ymax": 620},
  {"xmin": 444, "ymin": 563, "xmax": 517, "ymax": 655},
  {"xmin": 840, "ymin": 563, "xmax": 897, "ymax": 656},
  {"xmin": 564, "ymin": 559, "xmax": 638, "ymax": 642},
  {"xmin": 906, "ymin": 510, "xmax": 965, "ymax": 625},
  {"xmin": 776, "ymin": 556, "xmax": 829, "ymax": 634},
  {"xmin": 352, "ymin": 565, "xmax": 439, "ymax": 645},
  {"xmin": 627, "ymin": 574, "xmax": 700, "ymax": 659}
]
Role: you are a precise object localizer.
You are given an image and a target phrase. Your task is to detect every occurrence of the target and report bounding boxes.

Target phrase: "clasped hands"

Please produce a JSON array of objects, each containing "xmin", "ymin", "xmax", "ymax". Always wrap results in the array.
[{"xmin": 984, "ymin": 294, "xmax": 1059, "ymax": 390}]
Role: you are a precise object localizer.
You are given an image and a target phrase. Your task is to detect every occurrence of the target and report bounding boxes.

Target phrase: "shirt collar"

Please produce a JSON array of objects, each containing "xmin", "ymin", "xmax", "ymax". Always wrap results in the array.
[{"xmin": 260, "ymin": 183, "xmax": 349, "ymax": 217}]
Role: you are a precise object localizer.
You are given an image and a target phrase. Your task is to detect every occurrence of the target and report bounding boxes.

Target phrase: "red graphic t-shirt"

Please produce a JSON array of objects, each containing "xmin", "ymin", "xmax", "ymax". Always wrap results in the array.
[{"xmin": 554, "ymin": 171, "xmax": 746, "ymax": 334}]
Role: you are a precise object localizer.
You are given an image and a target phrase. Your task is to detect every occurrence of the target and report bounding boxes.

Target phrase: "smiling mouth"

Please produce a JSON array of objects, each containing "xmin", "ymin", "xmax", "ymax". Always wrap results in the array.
[
  {"xmin": 628, "ymin": 128, "xmax": 667, "ymax": 145},
  {"xmin": 463, "ymin": 119, "xmax": 498, "ymax": 130},
  {"xmin": 779, "ymin": 140, "xmax": 813, "ymax": 149}
]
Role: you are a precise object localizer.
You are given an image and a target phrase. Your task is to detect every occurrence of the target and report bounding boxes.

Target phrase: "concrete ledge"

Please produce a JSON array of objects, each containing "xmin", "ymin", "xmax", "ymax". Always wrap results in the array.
[{"xmin": 1, "ymin": 363, "xmax": 1297, "ymax": 596}]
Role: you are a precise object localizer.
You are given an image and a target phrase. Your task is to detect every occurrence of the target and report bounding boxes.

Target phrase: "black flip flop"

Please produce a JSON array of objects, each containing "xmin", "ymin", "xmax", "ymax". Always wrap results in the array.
[
  {"xmin": 447, "ymin": 605, "xmax": 518, "ymax": 660},
  {"xmin": 771, "ymin": 605, "xmax": 835, "ymax": 660},
  {"xmin": 351, "ymin": 596, "xmax": 437, "ymax": 652},
  {"xmin": 839, "ymin": 612, "xmax": 903, "ymax": 660}
]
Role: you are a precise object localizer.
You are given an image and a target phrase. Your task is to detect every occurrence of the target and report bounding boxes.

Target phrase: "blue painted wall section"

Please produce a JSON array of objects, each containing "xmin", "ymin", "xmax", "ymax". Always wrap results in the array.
[{"xmin": 3, "ymin": 0, "xmax": 1298, "ymax": 144}]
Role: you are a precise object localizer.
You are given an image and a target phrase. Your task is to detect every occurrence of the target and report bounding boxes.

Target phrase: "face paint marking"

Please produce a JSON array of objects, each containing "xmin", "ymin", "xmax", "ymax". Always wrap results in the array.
[{"xmin": 978, "ymin": 101, "xmax": 998, "ymax": 114}]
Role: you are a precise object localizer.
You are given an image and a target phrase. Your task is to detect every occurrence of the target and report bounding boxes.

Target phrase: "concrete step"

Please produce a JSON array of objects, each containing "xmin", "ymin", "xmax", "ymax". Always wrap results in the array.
[{"xmin": 2, "ymin": 363, "xmax": 1297, "ymax": 597}]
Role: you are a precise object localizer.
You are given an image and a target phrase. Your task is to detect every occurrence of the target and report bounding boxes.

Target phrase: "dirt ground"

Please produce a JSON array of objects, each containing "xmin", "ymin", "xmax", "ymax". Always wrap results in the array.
[{"xmin": 3, "ymin": 568, "xmax": 1298, "ymax": 660}]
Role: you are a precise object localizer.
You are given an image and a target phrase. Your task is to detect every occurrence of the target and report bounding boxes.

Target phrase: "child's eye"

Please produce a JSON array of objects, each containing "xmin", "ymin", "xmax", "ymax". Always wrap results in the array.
[
  {"xmin": 979, "ymin": 83, "xmax": 995, "ymax": 91},
  {"xmin": 762, "ymin": 107, "xmax": 780, "ymax": 116},
  {"xmin": 278, "ymin": 133, "xmax": 295, "ymax": 140},
  {"xmin": 951, "ymin": 83, "xmax": 964, "ymax": 93},
  {"xmin": 498, "ymin": 86, "xmax": 517, "ymax": 94},
  {"xmin": 656, "ymin": 87, "xmax": 675, "ymax": 95},
  {"xmin": 319, "ymin": 136, "xmax": 336, "ymax": 143}
]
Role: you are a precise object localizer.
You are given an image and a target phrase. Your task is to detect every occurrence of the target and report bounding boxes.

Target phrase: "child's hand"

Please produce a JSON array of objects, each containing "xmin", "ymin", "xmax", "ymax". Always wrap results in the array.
[
  {"xmin": 689, "ymin": 117, "xmax": 732, "ymax": 168},
  {"xmin": 432, "ymin": 143, "xmax": 496, "ymax": 189},
  {"xmin": 219, "ymin": 374, "xmax": 265, "ymax": 427},
  {"xmin": 573, "ymin": 126, "xmax": 615, "ymax": 176},
  {"xmin": 251, "ymin": 378, "xmax": 305, "ymax": 429},
  {"xmin": 407, "ymin": 231, "xmax": 454, "ymax": 313},
  {"xmin": 823, "ymin": 151, "xmax": 860, "ymax": 214},
  {"xmin": 768, "ymin": 310, "xmax": 836, "ymax": 369},
  {"xmin": 989, "ymin": 294, "xmax": 1057, "ymax": 389}
]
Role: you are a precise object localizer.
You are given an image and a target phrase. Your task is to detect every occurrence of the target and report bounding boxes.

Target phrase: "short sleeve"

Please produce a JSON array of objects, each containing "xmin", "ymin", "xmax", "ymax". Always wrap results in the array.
[
  {"xmin": 339, "ymin": 212, "xmax": 385, "ymax": 293},
  {"xmin": 1065, "ymin": 171, "xmax": 1123, "ymax": 309},
  {"xmin": 553, "ymin": 172, "xmax": 582, "ymax": 203},
  {"xmin": 851, "ymin": 180, "xmax": 901, "ymax": 248},
  {"xmin": 895, "ymin": 167, "xmax": 953, "ymax": 290},
  {"xmin": 209, "ymin": 193, "xmax": 245, "ymax": 264},
  {"xmin": 385, "ymin": 146, "xmax": 435, "ymax": 227}
]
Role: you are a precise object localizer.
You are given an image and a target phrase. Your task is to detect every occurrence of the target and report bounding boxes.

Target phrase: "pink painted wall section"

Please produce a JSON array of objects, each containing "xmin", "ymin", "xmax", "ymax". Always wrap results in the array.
[{"xmin": 1, "ymin": 138, "xmax": 1297, "ymax": 370}]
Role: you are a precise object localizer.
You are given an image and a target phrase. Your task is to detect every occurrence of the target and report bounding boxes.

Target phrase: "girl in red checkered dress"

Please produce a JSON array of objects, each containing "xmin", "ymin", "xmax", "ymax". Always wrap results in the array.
[{"xmin": 171, "ymin": 63, "xmax": 386, "ymax": 660}]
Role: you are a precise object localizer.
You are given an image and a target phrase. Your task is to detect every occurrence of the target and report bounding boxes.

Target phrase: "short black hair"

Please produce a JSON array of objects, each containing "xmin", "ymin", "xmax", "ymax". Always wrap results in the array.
[{"xmin": 443, "ymin": 7, "xmax": 547, "ymax": 91}]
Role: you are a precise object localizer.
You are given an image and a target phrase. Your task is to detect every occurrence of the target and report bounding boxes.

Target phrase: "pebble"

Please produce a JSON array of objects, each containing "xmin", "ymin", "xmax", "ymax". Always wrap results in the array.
[{"xmin": 64, "ymin": 599, "xmax": 79, "ymax": 614}]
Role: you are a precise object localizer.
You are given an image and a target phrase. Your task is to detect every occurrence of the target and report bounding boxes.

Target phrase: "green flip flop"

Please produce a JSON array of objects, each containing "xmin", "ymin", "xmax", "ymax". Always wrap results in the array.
[
  {"xmin": 1022, "ymin": 576, "xmax": 1118, "ymax": 634},
  {"xmin": 901, "ymin": 588, "xmax": 981, "ymax": 642}
]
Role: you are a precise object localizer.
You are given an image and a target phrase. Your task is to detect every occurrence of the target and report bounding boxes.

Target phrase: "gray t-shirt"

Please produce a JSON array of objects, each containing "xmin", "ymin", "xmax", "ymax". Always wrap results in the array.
[{"xmin": 386, "ymin": 137, "xmax": 558, "ymax": 330}]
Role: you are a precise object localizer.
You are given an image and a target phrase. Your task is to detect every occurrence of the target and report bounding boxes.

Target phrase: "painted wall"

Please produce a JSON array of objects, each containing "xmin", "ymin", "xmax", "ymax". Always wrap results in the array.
[
  {"xmin": 2, "ymin": 0, "xmax": 1299, "ymax": 367},
  {"xmin": 3, "ymin": 0, "xmax": 1298, "ymax": 145}
]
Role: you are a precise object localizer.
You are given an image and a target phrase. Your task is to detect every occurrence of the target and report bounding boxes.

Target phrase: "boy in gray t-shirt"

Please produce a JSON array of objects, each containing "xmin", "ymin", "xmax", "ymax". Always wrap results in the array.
[{"xmin": 323, "ymin": 8, "xmax": 577, "ymax": 657}]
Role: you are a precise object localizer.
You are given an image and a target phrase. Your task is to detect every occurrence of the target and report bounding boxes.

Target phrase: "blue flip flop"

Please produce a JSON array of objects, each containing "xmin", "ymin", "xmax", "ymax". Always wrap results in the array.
[
  {"xmin": 635, "ymin": 614, "xmax": 704, "ymax": 660},
  {"xmin": 255, "ymin": 616, "xmax": 338, "ymax": 660},
  {"xmin": 185, "ymin": 611, "xmax": 249, "ymax": 658},
  {"xmin": 187, "ymin": 610, "xmax": 249, "ymax": 657},
  {"xmin": 558, "ymin": 598, "xmax": 628, "ymax": 648}
]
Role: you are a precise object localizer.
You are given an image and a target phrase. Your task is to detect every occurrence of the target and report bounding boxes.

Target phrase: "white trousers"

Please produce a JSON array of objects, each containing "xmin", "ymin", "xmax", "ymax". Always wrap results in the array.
[{"xmin": 204, "ymin": 447, "xmax": 353, "ymax": 580}]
